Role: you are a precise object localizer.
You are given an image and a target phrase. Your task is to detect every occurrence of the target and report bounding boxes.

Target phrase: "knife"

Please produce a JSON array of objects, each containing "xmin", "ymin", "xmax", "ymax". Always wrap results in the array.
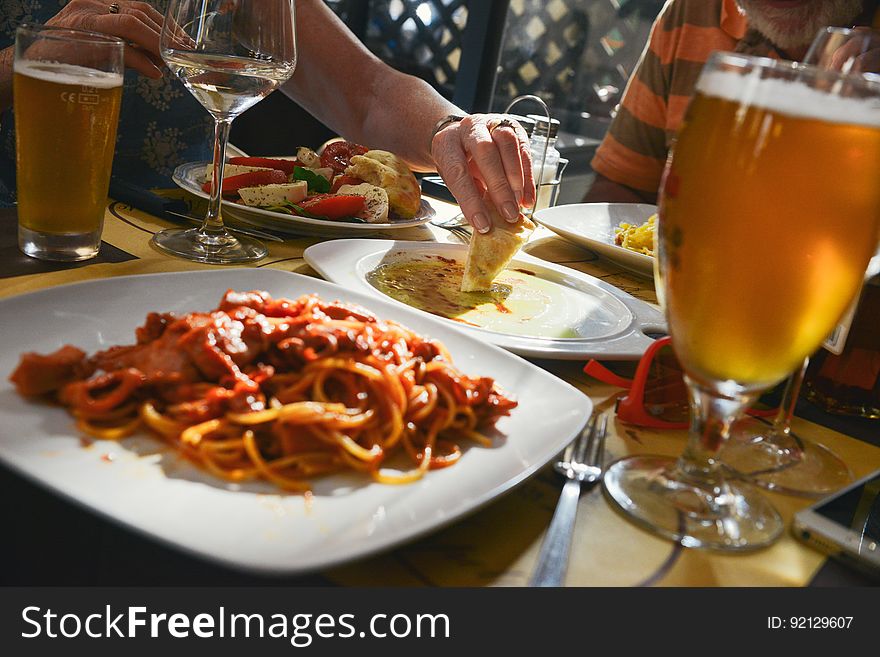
[{"xmin": 109, "ymin": 177, "xmax": 283, "ymax": 242}]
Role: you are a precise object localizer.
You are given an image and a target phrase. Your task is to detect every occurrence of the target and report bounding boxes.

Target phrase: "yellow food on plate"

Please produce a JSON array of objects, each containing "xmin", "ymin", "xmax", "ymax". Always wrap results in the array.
[
  {"xmin": 345, "ymin": 150, "xmax": 421, "ymax": 219},
  {"xmin": 614, "ymin": 214, "xmax": 656, "ymax": 256},
  {"xmin": 461, "ymin": 197, "xmax": 535, "ymax": 292}
]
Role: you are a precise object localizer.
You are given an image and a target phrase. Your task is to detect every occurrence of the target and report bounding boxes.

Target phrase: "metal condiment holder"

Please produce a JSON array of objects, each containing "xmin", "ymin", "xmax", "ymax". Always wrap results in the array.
[{"xmin": 503, "ymin": 94, "xmax": 557, "ymax": 217}]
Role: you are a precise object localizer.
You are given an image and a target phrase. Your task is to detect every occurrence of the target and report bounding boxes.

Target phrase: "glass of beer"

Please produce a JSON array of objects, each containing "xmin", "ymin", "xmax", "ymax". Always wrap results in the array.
[
  {"xmin": 14, "ymin": 24, "xmax": 124, "ymax": 261},
  {"xmin": 720, "ymin": 28, "xmax": 880, "ymax": 498},
  {"xmin": 603, "ymin": 53, "xmax": 880, "ymax": 550}
]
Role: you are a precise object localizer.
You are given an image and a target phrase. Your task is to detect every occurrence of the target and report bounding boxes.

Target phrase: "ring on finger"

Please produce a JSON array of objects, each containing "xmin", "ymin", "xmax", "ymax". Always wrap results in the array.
[
  {"xmin": 108, "ymin": 3, "xmax": 120, "ymax": 13},
  {"xmin": 488, "ymin": 117, "xmax": 516, "ymax": 134}
]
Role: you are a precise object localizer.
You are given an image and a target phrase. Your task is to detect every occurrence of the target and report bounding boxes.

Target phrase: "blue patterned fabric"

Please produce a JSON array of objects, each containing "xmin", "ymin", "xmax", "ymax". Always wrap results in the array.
[{"xmin": 0, "ymin": 0, "xmax": 213, "ymax": 205}]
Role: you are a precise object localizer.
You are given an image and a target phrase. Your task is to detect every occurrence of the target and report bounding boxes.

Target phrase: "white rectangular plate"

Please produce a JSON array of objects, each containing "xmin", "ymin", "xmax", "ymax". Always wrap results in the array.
[
  {"xmin": 534, "ymin": 203, "xmax": 657, "ymax": 278},
  {"xmin": 304, "ymin": 239, "xmax": 666, "ymax": 360},
  {"xmin": 0, "ymin": 269, "xmax": 591, "ymax": 574}
]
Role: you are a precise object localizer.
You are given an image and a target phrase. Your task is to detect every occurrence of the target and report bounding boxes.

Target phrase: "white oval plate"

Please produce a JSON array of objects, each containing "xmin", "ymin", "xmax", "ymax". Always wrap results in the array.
[
  {"xmin": 304, "ymin": 239, "xmax": 666, "ymax": 360},
  {"xmin": 534, "ymin": 203, "xmax": 657, "ymax": 278},
  {"xmin": 0, "ymin": 269, "xmax": 591, "ymax": 575},
  {"xmin": 173, "ymin": 161, "xmax": 436, "ymax": 237}
]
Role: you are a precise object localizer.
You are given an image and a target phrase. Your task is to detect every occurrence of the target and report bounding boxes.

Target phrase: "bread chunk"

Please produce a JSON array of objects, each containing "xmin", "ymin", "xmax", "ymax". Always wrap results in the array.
[
  {"xmin": 345, "ymin": 150, "xmax": 421, "ymax": 218},
  {"xmin": 461, "ymin": 199, "xmax": 534, "ymax": 292}
]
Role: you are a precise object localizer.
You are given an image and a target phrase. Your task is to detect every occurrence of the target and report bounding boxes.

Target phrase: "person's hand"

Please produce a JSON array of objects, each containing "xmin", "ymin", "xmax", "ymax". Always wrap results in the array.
[
  {"xmin": 431, "ymin": 114, "xmax": 536, "ymax": 233},
  {"xmin": 830, "ymin": 27, "xmax": 880, "ymax": 74},
  {"xmin": 46, "ymin": 0, "xmax": 165, "ymax": 79}
]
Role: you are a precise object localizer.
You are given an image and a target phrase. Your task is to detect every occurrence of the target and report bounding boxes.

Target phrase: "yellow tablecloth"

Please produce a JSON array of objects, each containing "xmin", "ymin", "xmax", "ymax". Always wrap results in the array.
[{"xmin": 4, "ymin": 198, "xmax": 878, "ymax": 587}]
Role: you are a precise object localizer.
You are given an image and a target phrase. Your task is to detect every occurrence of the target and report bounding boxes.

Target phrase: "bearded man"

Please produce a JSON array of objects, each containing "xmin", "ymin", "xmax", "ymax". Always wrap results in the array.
[{"xmin": 585, "ymin": 0, "xmax": 879, "ymax": 204}]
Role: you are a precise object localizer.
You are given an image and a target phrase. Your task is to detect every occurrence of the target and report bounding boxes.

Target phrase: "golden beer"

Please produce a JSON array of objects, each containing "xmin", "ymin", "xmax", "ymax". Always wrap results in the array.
[
  {"xmin": 660, "ymin": 71, "xmax": 880, "ymax": 387},
  {"xmin": 14, "ymin": 61, "xmax": 123, "ymax": 235},
  {"xmin": 14, "ymin": 25, "xmax": 124, "ymax": 261}
]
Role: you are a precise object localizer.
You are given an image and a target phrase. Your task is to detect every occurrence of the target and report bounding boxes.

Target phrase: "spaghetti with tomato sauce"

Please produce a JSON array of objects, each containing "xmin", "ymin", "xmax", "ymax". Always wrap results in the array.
[{"xmin": 9, "ymin": 291, "xmax": 517, "ymax": 491}]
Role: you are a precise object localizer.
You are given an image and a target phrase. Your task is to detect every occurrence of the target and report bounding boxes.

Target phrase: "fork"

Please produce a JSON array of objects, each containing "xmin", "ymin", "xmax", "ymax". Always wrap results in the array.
[
  {"xmin": 529, "ymin": 413, "xmax": 607, "ymax": 587},
  {"xmin": 165, "ymin": 210, "xmax": 284, "ymax": 243},
  {"xmin": 445, "ymin": 225, "xmax": 472, "ymax": 244},
  {"xmin": 431, "ymin": 213, "xmax": 472, "ymax": 243}
]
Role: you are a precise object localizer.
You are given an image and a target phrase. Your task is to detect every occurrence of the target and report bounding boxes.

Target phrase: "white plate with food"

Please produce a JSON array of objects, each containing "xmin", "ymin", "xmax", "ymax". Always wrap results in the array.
[
  {"xmin": 0, "ymin": 269, "xmax": 590, "ymax": 574},
  {"xmin": 304, "ymin": 239, "xmax": 666, "ymax": 360},
  {"xmin": 534, "ymin": 203, "xmax": 657, "ymax": 278},
  {"xmin": 172, "ymin": 152, "xmax": 435, "ymax": 236}
]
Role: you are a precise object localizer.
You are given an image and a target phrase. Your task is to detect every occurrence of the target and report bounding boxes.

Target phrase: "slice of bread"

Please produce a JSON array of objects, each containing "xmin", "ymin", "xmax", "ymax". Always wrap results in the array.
[
  {"xmin": 461, "ymin": 199, "xmax": 534, "ymax": 292},
  {"xmin": 345, "ymin": 150, "xmax": 421, "ymax": 218}
]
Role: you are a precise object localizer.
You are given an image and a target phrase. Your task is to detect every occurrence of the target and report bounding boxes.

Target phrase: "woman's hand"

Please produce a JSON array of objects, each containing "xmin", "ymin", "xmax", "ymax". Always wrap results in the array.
[
  {"xmin": 46, "ymin": 0, "xmax": 166, "ymax": 79},
  {"xmin": 431, "ymin": 114, "xmax": 536, "ymax": 233}
]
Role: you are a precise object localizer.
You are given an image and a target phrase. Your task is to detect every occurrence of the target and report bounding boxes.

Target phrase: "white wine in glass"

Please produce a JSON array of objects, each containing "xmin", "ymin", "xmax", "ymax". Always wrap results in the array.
[
  {"xmin": 603, "ymin": 52, "xmax": 880, "ymax": 550},
  {"xmin": 154, "ymin": 0, "xmax": 297, "ymax": 264}
]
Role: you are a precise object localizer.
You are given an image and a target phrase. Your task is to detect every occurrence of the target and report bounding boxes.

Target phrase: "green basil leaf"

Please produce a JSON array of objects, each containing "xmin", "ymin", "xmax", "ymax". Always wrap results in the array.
[{"xmin": 292, "ymin": 166, "xmax": 331, "ymax": 193}]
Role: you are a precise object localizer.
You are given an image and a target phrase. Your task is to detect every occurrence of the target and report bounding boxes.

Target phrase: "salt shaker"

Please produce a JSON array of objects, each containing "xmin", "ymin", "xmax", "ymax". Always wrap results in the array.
[{"xmin": 527, "ymin": 114, "xmax": 561, "ymax": 212}]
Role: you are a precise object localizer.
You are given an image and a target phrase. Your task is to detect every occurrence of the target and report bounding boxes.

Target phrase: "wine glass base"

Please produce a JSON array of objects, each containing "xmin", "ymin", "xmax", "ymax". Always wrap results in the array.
[
  {"xmin": 722, "ymin": 417, "xmax": 853, "ymax": 497},
  {"xmin": 151, "ymin": 227, "xmax": 267, "ymax": 264},
  {"xmin": 603, "ymin": 455, "xmax": 783, "ymax": 551}
]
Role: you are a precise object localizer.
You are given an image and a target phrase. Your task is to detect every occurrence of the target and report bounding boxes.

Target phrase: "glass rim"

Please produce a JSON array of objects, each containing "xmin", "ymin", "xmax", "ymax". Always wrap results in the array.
[
  {"xmin": 706, "ymin": 50, "xmax": 880, "ymax": 89},
  {"xmin": 814, "ymin": 25, "xmax": 858, "ymax": 38},
  {"xmin": 16, "ymin": 22, "xmax": 126, "ymax": 48}
]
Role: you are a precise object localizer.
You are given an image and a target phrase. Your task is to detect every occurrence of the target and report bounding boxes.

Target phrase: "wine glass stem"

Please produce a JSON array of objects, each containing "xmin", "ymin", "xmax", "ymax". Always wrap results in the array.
[
  {"xmin": 677, "ymin": 377, "xmax": 757, "ymax": 484},
  {"xmin": 204, "ymin": 117, "xmax": 233, "ymax": 235},
  {"xmin": 771, "ymin": 357, "xmax": 809, "ymax": 436}
]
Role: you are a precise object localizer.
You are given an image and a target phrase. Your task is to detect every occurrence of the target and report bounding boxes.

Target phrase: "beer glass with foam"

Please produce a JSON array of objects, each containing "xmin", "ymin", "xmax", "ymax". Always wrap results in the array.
[
  {"xmin": 603, "ymin": 53, "xmax": 880, "ymax": 550},
  {"xmin": 14, "ymin": 24, "xmax": 124, "ymax": 261},
  {"xmin": 721, "ymin": 29, "xmax": 880, "ymax": 498}
]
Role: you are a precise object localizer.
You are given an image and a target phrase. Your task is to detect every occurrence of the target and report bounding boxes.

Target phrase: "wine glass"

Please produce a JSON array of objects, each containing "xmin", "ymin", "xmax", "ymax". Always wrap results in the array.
[
  {"xmin": 721, "ymin": 357, "xmax": 853, "ymax": 497},
  {"xmin": 720, "ymin": 27, "xmax": 880, "ymax": 498},
  {"xmin": 603, "ymin": 52, "xmax": 880, "ymax": 550},
  {"xmin": 152, "ymin": 0, "xmax": 297, "ymax": 264},
  {"xmin": 804, "ymin": 26, "xmax": 880, "ymax": 76}
]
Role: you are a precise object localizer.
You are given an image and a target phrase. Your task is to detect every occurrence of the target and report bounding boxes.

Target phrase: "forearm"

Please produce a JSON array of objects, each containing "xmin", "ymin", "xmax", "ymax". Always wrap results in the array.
[
  {"xmin": 283, "ymin": 0, "xmax": 456, "ymax": 171},
  {"xmin": 360, "ymin": 70, "xmax": 458, "ymax": 171},
  {"xmin": 1, "ymin": 46, "xmax": 13, "ymax": 112},
  {"xmin": 583, "ymin": 173, "xmax": 657, "ymax": 204}
]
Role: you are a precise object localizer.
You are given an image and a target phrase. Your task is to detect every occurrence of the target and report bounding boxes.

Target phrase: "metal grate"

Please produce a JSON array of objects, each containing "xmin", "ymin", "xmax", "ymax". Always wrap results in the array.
[
  {"xmin": 494, "ymin": 0, "xmax": 661, "ymax": 124},
  {"xmin": 324, "ymin": 0, "xmax": 467, "ymax": 96},
  {"xmin": 323, "ymin": 0, "xmax": 663, "ymax": 131}
]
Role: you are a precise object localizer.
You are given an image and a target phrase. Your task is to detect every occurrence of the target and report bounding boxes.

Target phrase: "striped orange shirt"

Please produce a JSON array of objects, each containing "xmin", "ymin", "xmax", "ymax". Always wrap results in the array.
[{"xmin": 591, "ymin": 0, "xmax": 880, "ymax": 195}]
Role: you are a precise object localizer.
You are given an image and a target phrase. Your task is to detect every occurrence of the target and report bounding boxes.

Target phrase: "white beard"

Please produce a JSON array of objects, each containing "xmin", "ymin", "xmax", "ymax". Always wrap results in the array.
[{"xmin": 736, "ymin": 0, "xmax": 864, "ymax": 50}]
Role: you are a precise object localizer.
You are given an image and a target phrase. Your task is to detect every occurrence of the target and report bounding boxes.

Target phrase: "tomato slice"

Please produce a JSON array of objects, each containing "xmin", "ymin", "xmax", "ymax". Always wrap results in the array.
[
  {"xmin": 320, "ymin": 141, "xmax": 368, "ymax": 175},
  {"xmin": 202, "ymin": 169, "xmax": 288, "ymax": 195},
  {"xmin": 228, "ymin": 156, "xmax": 299, "ymax": 175},
  {"xmin": 330, "ymin": 174, "xmax": 365, "ymax": 193},
  {"xmin": 300, "ymin": 194, "xmax": 365, "ymax": 220}
]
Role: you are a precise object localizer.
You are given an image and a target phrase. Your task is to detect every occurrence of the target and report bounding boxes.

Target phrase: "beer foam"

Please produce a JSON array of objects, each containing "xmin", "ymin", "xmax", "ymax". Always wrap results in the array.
[
  {"xmin": 696, "ymin": 68, "xmax": 880, "ymax": 128},
  {"xmin": 13, "ymin": 60, "xmax": 123, "ymax": 88}
]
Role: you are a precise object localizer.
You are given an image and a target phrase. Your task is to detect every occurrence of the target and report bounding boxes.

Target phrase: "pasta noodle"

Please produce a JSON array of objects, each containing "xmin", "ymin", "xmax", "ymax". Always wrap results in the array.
[
  {"xmin": 614, "ymin": 214, "xmax": 657, "ymax": 256},
  {"xmin": 10, "ymin": 290, "xmax": 517, "ymax": 491}
]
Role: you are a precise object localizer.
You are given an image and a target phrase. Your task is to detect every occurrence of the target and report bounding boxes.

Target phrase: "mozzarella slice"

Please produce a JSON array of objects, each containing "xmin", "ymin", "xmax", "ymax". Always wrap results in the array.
[
  {"xmin": 238, "ymin": 181, "xmax": 308, "ymax": 207},
  {"xmin": 296, "ymin": 146, "xmax": 321, "ymax": 169},
  {"xmin": 305, "ymin": 167, "xmax": 334, "ymax": 182},
  {"xmin": 337, "ymin": 183, "xmax": 389, "ymax": 223}
]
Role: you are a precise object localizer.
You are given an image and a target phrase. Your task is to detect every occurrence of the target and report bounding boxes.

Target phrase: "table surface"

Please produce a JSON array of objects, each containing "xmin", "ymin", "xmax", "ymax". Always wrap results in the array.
[{"xmin": 1, "ymin": 198, "xmax": 877, "ymax": 587}]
